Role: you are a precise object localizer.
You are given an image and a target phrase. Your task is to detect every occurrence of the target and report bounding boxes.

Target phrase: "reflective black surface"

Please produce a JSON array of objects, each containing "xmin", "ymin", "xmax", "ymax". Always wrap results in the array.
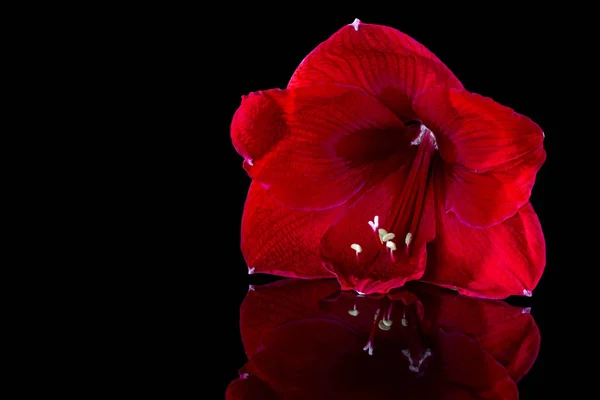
[{"xmin": 228, "ymin": 279, "xmax": 541, "ymax": 399}]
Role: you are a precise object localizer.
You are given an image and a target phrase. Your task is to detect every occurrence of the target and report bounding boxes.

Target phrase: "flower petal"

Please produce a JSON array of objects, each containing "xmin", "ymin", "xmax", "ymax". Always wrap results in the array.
[
  {"xmin": 240, "ymin": 279, "xmax": 341, "ymax": 358},
  {"xmin": 437, "ymin": 331, "xmax": 519, "ymax": 399},
  {"xmin": 321, "ymin": 156, "xmax": 437, "ymax": 294},
  {"xmin": 443, "ymin": 148, "xmax": 545, "ymax": 228},
  {"xmin": 416, "ymin": 283, "xmax": 540, "ymax": 382},
  {"xmin": 413, "ymin": 88, "xmax": 545, "ymax": 227},
  {"xmin": 232, "ymin": 84, "xmax": 411, "ymax": 210},
  {"xmin": 288, "ymin": 21, "xmax": 463, "ymax": 121},
  {"xmin": 423, "ymin": 202, "xmax": 545, "ymax": 299},
  {"xmin": 241, "ymin": 182, "xmax": 344, "ymax": 279}
]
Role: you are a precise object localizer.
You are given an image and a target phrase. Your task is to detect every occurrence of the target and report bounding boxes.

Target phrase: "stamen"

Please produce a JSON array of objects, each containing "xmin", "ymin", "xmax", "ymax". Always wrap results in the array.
[
  {"xmin": 373, "ymin": 308, "xmax": 380, "ymax": 321},
  {"xmin": 380, "ymin": 303, "xmax": 393, "ymax": 327},
  {"xmin": 404, "ymin": 233, "xmax": 413, "ymax": 256},
  {"xmin": 378, "ymin": 228, "xmax": 387, "ymax": 242},
  {"xmin": 378, "ymin": 320, "xmax": 391, "ymax": 331},
  {"xmin": 381, "ymin": 233, "xmax": 395, "ymax": 242},
  {"xmin": 368, "ymin": 216, "xmax": 379, "ymax": 231},
  {"xmin": 363, "ymin": 341, "xmax": 374, "ymax": 356},
  {"xmin": 363, "ymin": 307, "xmax": 383, "ymax": 356},
  {"xmin": 350, "ymin": 243, "xmax": 362, "ymax": 257},
  {"xmin": 401, "ymin": 308, "xmax": 408, "ymax": 327},
  {"xmin": 348, "ymin": 303, "xmax": 359, "ymax": 316},
  {"xmin": 386, "ymin": 240, "xmax": 396, "ymax": 261}
]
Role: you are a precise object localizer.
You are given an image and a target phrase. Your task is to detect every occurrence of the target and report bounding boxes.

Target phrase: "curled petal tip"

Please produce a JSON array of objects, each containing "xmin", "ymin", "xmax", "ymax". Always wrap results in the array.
[
  {"xmin": 350, "ymin": 18, "xmax": 361, "ymax": 31},
  {"xmin": 523, "ymin": 289, "xmax": 532, "ymax": 297}
]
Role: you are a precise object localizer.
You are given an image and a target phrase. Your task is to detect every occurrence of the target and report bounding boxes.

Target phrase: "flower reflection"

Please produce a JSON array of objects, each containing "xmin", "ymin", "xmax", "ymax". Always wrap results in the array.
[{"xmin": 227, "ymin": 280, "xmax": 539, "ymax": 399}]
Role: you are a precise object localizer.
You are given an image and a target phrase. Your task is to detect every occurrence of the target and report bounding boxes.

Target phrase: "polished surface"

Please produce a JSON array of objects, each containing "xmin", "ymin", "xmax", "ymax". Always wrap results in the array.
[{"xmin": 227, "ymin": 279, "xmax": 540, "ymax": 399}]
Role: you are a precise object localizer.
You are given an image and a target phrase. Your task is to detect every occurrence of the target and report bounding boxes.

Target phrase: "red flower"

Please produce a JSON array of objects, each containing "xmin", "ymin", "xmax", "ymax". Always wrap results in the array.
[
  {"xmin": 227, "ymin": 279, "xmax": 539, "ymax": 399},
  {"xmin": 232, "ymin": 20, "xmax": 546, "ymax": 298}
]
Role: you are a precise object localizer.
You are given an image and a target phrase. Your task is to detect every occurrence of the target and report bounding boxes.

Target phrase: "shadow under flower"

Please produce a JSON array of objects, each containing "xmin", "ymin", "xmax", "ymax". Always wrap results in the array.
[{"xmin": 227, "ymin": 279, "xmax": 539, "ymax": 399}]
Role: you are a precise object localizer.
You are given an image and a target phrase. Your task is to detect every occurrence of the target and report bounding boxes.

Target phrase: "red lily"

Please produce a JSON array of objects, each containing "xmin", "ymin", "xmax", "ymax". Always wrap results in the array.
[
  {"xmin": 227, "ymin": 279, "xmax": 539, "ymax": 399},
  {"xmin": 232, "ymin": 20, "xmax": 546, "ymax": 298}
]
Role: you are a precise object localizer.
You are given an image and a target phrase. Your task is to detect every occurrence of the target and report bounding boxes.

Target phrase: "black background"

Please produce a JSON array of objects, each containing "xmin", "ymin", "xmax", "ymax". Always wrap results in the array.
[{"xmin": 205, "ymin": 11, "xmax": 567, "ymax": 398}]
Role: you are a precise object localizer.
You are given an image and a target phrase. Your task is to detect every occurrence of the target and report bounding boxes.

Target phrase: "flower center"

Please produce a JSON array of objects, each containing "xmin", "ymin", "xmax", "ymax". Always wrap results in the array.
[{"xmin": 350, "ymin": 124, "xmax": 437, "ymax": 263}]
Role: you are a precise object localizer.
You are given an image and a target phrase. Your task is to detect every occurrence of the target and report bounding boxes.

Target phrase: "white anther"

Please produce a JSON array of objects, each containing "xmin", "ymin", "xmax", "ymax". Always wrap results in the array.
[
  {"xmin": 350, "ymin": 18, "xmax": 361, "ymax": 31},
  {"xmin": 405, "ymin": 233, "xmax": 413, "ymax": 246},
  {"xmin": 368, "ymin": 216, "xmax": 379, "ymax": 231},
  {"xmin": 382, "ymin": 318, "xmax": 393, "ymax": 327},
  {"xmin": 381, "ymin": 233, "xmax": 395, "ymax": 242},
  {"xmin": 348, "ymin": 305, "xmax": 359, "ymax": 316},
  {"xmin": 378, "ymin": 320, "xmax": 391, "ymax": 331},
  {"xmin": 386, "ymin": 241, "xmax": 397, "ymax": 251},
  {"xmin": 350, "ymin": 243, "xmax": 362, "ymax": 254}
]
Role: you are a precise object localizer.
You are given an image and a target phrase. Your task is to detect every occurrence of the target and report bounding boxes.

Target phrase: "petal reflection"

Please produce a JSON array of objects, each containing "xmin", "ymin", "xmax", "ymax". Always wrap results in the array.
[{"xmin": 228, "ymin": 279, "xmax": 539, "ymax": 399}]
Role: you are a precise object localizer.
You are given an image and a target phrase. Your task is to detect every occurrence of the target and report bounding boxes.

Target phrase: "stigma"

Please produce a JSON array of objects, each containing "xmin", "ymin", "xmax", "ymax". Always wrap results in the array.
[{"xmin": 402, "ymin": 349, "xmax": 432, "ymax": 373}]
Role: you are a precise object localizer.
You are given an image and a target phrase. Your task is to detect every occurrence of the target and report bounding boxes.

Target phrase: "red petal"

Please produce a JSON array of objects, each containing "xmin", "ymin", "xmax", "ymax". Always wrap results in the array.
[
  {"xmin": 240, "ymin": 279, "xmax": 341, "ymax": 358},
  {"xmin": 423, "ymin": 202, "xmax": 546, "ymax": 299},
  {"xmin": 416, "ymin": 283, "xmax": 540, "ymax": 382},
  {"xmin": 413, "ymin": 88, "xmax": 545, "ymax": 227},
  {"xmin": 241, "ymin": 182, "xmax": 344, "ymax": 279},
  {"xmin": 225, "ymin": 374, "xmax": 276, "ymax": 400},
  {"xmin": 288, "ymin": 21, "xmax": 463, "ymax": 121},
  {"xmin": 232, "ymin": 84, "xmax": 411, "ymax": 210},
  {"xmin": 437, "ymin": 331, "xmax": 519, "ymax": 400},
  {"xmin": 321, "ymin": 145, "xmax": 437, "ymax": 294}
]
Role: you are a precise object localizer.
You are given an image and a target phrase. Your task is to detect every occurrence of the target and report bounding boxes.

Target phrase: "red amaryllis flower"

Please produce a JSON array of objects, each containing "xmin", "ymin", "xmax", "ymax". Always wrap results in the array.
[
  {"xmin": 226, "ymin": 279, "xmax": 539, "ymax": 399},
  {"xmin": 232, "ymin": 19, "xmax": 546, "ymax": 298}
]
